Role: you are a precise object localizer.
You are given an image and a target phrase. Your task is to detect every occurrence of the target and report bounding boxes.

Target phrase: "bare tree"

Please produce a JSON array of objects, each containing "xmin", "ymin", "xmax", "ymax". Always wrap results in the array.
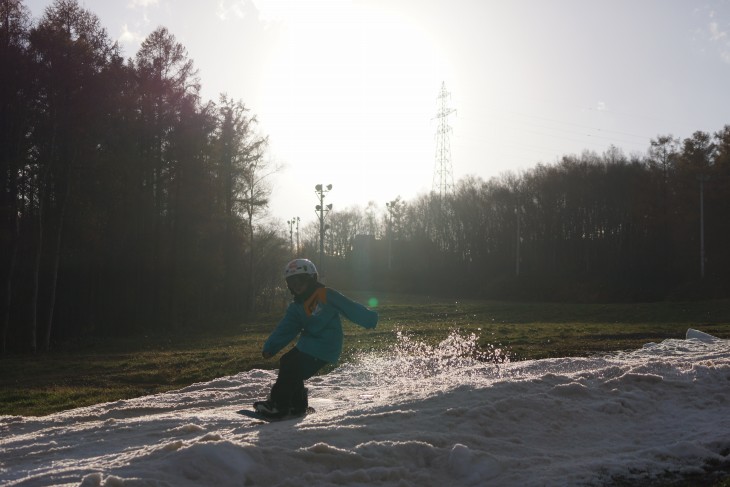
[{"xmin": 219, "ymin": 102, "xmax": 273, "ymax": 316}]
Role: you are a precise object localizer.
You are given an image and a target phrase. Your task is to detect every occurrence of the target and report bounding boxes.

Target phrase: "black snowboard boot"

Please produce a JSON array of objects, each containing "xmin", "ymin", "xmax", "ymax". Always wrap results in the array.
[{"xmin": 290, "ymin": 387, "xmax": 309, "ymax": 416}]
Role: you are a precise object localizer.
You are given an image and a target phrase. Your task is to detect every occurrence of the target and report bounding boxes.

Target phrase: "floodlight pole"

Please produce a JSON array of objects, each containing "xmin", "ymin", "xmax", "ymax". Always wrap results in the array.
[
  {"xmin": 315, "ymin": 184, "xmax": 332, "ymax": 274},
  {"xmin": 295, "ymin": 216, "xmax": 300, "ymax": 255},
  {"xmin": 287, "ymin": 218, "xmax": 295, "ymax": 255},
  {"xmin": 386, "ymin": 200, "xmax": 395, "ymax": 271}
]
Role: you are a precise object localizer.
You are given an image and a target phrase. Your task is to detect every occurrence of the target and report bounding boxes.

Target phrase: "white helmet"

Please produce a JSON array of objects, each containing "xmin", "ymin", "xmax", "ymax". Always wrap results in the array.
[{"xmin": 283, "ymin": 258, "xmax": 318, "ymax": 280}]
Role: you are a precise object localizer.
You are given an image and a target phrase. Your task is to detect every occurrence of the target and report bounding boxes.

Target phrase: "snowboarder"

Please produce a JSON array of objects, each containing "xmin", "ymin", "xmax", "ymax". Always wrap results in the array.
[{"xmin": 253, "ymin": 258, "xmax": 378, "ymax": 419}]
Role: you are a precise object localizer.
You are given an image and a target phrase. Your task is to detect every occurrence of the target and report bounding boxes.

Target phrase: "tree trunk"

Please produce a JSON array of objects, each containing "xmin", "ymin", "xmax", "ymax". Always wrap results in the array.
[
  {"xmin": 2, "ymin": 209, "xmax": 19, "ymax": 354},
  {"xmin": 43, "ymin": 171, "xmax": 71, "ymax": 351},
  {"xmin": 247, "ymin": 207, "xmax": 255, "ymax": 316},
  {"xmin": 32, "ymin": 113, "xmax": 58, "ymax": 353},
  {"xmin": 30, "ymin": 186, "xmax": 45, "ymax": 354}
]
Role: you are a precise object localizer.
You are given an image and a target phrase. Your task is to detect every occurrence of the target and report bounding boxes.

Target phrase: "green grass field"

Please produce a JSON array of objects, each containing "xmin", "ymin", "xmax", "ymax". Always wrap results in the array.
[{"xmin": 2, "ymin": 294, "xmax": 729, "ymax": 417}]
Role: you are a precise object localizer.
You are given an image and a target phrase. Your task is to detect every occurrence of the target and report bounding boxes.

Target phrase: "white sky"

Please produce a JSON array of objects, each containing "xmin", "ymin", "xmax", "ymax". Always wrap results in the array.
[
  {"xmin": 23, "ymin": 0, "xmax": 730, "ymax": 227},
  {"xmin": 1, "ymin": 328, "xmax": 729, "ymax": 485}
]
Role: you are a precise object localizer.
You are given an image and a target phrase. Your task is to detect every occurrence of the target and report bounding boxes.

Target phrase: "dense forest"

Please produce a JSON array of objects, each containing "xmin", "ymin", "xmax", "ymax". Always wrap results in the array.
[
  {"xmin": 314, "ymin": 131, "xmax": 730, "ymax": 303},
  {"xmin": 2, "ymin": 0, "xmax": 729, "ymax": 353}
]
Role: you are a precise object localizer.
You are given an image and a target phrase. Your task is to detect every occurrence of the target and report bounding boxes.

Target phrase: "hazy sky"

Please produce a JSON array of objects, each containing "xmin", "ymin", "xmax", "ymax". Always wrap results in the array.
[{"xmin": 23, "ymin": 0, "xmax": 730, "ymax": 227}]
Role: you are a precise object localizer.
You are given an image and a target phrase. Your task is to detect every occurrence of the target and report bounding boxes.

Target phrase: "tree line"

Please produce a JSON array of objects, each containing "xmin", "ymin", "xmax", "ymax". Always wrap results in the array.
[
  {"xmin": 2, "ymin": 0, "xmax": 729, "ymax": 354},
  {"xmin": 1, "ymin": 0, "xmax": 286, "ymax": 353},
  {"xmin": 309, "ymin": 129, "xmax": 730, "ymax": 302}
]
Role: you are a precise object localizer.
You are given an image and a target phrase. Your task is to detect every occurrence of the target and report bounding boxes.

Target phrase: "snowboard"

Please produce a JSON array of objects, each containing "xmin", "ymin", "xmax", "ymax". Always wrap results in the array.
[{"xmin": 236, "ymin": 406, "xmax": 315, "ymax": 423}]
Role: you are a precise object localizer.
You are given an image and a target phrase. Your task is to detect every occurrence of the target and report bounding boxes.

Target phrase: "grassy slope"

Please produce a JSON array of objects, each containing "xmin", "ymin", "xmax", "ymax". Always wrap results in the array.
[{"xmin": 2, "ymin": 295, "xmax": 729, "ymax": 417}]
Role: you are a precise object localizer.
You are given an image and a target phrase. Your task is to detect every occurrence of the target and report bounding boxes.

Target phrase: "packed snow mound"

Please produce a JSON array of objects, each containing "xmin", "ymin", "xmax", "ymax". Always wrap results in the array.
[
  {"xmin": 686, "ymin": 327, "xmax": 721, "ymax": 343},
  {"xmin": 1, "ymin": 330, "xmax": 729, "ymax": 487}
]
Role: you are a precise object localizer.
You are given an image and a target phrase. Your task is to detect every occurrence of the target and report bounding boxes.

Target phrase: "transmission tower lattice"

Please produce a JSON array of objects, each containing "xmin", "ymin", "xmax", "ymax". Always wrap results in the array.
[{"xmin": 432, "ymin": 81, "xmax": 456, "ymax": 198}]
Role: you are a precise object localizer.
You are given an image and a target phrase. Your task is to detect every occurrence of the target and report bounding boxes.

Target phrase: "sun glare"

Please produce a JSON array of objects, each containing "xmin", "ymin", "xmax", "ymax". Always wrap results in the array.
[{"xmin": 261, "ymin": 2, "xmax": 450, "ymax": 211}]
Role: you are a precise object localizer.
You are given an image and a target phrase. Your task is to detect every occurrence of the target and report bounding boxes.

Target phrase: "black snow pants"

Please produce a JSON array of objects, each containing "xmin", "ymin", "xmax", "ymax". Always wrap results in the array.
[{"xmin": 270, "ymin": 347, "xmax": 328, "ymax": 413}]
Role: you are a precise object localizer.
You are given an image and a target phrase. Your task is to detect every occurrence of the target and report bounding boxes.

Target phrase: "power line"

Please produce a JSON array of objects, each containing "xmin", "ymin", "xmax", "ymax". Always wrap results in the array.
[
  {"xmin": 457, "ymin": 111, "xmax": 650, "ymax": 149},
  {"xmin": 451, "ymin": 109, "xmax": 652, "ymax": 167}
]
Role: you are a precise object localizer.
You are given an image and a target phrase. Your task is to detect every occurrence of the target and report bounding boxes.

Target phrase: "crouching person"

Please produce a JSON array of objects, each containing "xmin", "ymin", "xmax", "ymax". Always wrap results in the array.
[{"xmin": 254, "ymin": 258, "xmax": 378, "ymax": 418}]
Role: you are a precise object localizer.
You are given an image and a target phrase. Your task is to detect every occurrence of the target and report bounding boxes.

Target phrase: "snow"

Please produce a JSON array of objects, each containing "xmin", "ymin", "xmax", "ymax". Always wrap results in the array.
[{"xmin": 2, "ymin": 328, "xmax": 729, "ymax": 486}]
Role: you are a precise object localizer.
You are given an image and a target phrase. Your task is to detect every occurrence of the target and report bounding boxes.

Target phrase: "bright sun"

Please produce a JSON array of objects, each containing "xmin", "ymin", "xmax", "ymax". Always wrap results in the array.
[{"xmin": 259, "ymin": 1, "xmax": 450, "ymax": 216}]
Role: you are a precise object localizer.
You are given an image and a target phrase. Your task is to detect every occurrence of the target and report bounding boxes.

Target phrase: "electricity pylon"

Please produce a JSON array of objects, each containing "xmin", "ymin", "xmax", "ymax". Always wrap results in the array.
[{"xmin": 433, "ymin": 81, "xmax": 456, "ymax": 199}]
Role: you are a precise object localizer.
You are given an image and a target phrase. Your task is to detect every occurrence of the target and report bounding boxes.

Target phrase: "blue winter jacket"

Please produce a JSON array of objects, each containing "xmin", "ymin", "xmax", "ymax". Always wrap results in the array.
[{"xmin": 263, "ymin": 287, "xmax": 378, "ymax": 364}]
